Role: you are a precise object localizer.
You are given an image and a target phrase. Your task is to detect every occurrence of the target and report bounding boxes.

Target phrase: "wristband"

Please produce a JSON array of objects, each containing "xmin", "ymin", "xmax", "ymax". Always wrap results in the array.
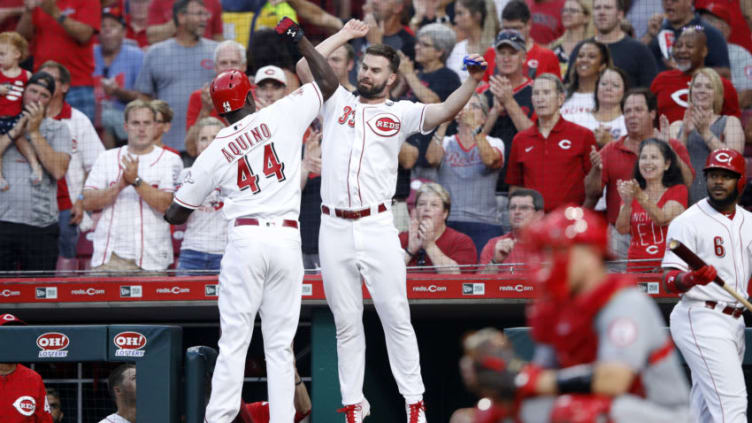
[
  {"xmin": 57, "ymin": 14, "xmax": 67, "ymax": 25},
  {"xmin": 404, "ymin": 247, "xmax": 417, "ymax": 258},
  {"xmin": 77, "ymin": 193, "xmax": 85, "ymax": 201},
  {"xmin": 555, "ymin": 364, "xmax": 594, "ymax": 394},
  {"xmin": 295, "ymin": 378, "xmax": 303, "ymax": 386}
]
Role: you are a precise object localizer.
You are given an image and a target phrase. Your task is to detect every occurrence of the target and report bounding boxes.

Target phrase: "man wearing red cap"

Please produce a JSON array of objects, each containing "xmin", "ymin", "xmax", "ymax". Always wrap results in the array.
[{"xmin": 0, "ymin": 313, "xmax": 54, "ymax": 422}]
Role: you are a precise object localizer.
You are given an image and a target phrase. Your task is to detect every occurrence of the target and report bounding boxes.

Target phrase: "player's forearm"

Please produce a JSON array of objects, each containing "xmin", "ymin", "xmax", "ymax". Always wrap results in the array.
[
  {"xmin": 164, "ymin": 202, "xmax": 193, "ymax": 225},
  {"xmin": 293, "ymin": 371, "xmax": 312, "ymax": 415},
  {"xmin": 295, "ymin": 30, "xmax": 352, "ymax": 83},
  {"xmin": 425, "ymin": 244, "xmax": 461, "ymax": 274},
  {"xmin": 423, "ymin": 77, "xmax": 479, "ymax": 131},
  {"xmin": 297, "ymin": 36, "xmax": 339, "ymax": 100},
  {"xmin": 28, "ymin": 131, "xmax": 70, "ymax": 180},
  {"xmin": 136, "ymin": 185, "xmax": 173, "ymax": 214}
]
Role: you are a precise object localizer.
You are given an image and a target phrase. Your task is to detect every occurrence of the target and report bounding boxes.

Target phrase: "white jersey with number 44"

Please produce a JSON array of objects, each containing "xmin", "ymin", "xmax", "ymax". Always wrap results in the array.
[{"xmin": 175, "ymin": 82, "xmax": 324, "ymax": 220}]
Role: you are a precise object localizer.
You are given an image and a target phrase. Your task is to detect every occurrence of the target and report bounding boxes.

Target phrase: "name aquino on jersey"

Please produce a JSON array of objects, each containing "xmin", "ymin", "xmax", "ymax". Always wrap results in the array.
[{"xmin": 220, "ymin": 123, "xmax": 272, "ymax": 163}]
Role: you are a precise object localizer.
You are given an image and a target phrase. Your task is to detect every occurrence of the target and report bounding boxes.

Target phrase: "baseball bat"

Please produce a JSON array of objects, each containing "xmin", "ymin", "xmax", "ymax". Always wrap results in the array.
[{"xmin": 668, "ymin": 239, "xmax": 752, "ymax": 313}]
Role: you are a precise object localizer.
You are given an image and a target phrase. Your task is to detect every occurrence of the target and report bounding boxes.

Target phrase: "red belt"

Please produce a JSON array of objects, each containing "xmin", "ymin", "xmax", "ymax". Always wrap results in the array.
[
  {"xmin": 234, "ymin": 218, "xmax": 298, "ymax": 229},
  {"xmin": 705, "ymin": 301, "xmax": 744, "ymax": 319},
  {"xmin": 321, "ymin": 203, "xmax": 387, "ymax": 220}
]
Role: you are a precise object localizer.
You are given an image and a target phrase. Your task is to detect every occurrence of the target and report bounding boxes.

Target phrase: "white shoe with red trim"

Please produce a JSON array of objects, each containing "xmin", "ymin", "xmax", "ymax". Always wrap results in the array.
[
  {"xmin": 337, "ymin": 398, "xmax": 371, "ymax": 423},
  {"xmin": 406, "ymin": 400, "xmax": 427, "ymax": 423}
]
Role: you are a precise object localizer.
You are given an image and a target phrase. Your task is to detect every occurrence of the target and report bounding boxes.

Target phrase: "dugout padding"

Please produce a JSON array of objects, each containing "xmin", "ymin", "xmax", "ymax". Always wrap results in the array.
[{"xmin": 0, "ymin": 324, "xmax": 182, "ymax": 422}]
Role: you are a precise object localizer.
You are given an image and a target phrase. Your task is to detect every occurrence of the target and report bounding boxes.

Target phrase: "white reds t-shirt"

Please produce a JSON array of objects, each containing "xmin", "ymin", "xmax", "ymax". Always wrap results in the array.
[
  {"xmin": 84, "ymin": 146, "xmax": 183, "ymax": 270},
  {"xmin": 175, "ymin": 82, "xmax": 323, "ymax": 221},
  {"xmin": 61, "ymin": 105, "xmax": 105, "ymax": 203},
  {"xmin": 320, "ymin": 85, "xmax": 431, "ymax": 209},
  {"xmin": 662, "ymin": 198, "xmax": 752, "ymax": 304},
  {"xmin": 176, "ymin": 167, "xmax": 228, "ymax": 255}
]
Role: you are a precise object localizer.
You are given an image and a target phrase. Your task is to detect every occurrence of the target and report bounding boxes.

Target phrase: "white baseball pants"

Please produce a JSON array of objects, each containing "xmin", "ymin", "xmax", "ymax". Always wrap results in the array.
[
  {"xmin": 319, "ymin": 211, "xmax": 425, "ymax": 405},
  {"xmin": 670, "ymin": 299, "xmax": 747, "ymax": 423},
  {"xmin": 205, "ymin": 225, "xmax": 303, "ymax": 423}
]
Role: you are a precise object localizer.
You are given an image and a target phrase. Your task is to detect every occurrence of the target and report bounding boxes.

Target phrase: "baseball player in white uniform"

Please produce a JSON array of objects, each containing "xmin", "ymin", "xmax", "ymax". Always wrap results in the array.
[
  {"xmin": 296, "ymin": 20, "xmax": 488, "ymax": 423},
  {"xmin": 165, "ymin": 18, "xmax": 339, "ymax": 423},
  {"xmin": 662, "ymin": 148, "xmax": 751, "ymax": 423}
]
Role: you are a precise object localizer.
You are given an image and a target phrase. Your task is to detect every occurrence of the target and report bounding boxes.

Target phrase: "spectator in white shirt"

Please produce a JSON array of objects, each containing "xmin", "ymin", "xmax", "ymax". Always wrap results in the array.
[
  {"xmin": 176, "ymin": 117, "xmax": 228, "ymax": 275},
  {"xmin": 83, "ymin": 100, "xmax": 183, "ymax": 273}
]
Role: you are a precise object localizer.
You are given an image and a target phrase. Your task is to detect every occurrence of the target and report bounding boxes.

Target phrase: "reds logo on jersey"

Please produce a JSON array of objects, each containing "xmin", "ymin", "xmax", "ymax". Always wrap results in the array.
[
  {"xmin": 558, "ymin": 139, "xmax": 572, "ymax": 150},
  {"xmin": 13, "ymin": 395, "xmax": 36, "ymax": 416},
  {"xmin": 366, "ymin": 113, "xmax": 401, "ymax": 137},
  {"xmin": 669, "ymin": 88, "xmax": 690, "ymax": 108}
]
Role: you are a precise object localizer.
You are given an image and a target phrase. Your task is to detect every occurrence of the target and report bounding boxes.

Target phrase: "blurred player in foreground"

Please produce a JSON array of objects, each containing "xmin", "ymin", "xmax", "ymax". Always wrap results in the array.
[{"xmin": 459, "ymin": 206, "xmax": 691, "ymax": 422}]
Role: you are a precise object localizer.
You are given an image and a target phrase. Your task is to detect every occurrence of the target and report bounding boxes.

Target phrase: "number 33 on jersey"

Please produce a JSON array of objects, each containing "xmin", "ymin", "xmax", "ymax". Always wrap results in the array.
[{"xmin": 174, "ymin": 82, "xmax": 324, "ymax": 221}]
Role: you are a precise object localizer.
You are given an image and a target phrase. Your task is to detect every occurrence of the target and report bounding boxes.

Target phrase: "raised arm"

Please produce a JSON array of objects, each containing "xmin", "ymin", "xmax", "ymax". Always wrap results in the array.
[
  {"xmin": 296, "ymin": 19, "xmax": 370, "ymax": 84},
  {"xmin": 422, "ymin": 55, "xmax": 486, "ymax": 131},
  {"xmin": 277, "ymin": 18, "xmax": 339, "ymax": 100}
]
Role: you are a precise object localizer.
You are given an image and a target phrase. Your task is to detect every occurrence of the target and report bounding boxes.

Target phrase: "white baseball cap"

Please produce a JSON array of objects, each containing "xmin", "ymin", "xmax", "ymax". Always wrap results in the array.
[{"xmin": 254, "ymin": 65, "xmax": 287, "ymax": 86}]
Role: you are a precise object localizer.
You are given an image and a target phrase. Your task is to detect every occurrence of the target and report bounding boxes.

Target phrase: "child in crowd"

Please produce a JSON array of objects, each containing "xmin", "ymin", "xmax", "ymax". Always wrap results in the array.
[{"xmin": 0, "ymin": 31, "xmax": 40, "ymax": 191}]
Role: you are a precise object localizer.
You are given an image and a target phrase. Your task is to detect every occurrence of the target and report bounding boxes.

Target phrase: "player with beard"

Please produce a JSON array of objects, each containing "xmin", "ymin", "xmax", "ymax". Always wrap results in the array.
[
  {"xmin": 662, "ymin": 148, "xmax": 751, "ymax": 422},
  {"xmin": 296, "ymin": 19, "xmax": 488, "ymax": 423}
]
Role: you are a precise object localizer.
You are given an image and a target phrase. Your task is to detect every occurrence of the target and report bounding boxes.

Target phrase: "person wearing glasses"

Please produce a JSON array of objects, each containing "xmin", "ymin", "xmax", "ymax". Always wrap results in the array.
[
  {"xmin": 477, "ymin": 188, "xmax": 543, "ymax": 274},
  {"xmin": 650, "ymin": 27, "xmax": 740, "ymax": 124},
  {"xmin": 401, "ymin": 182, "xmax": 477, "ymax": 274},
  {"xmin": 426, "ymin": 93, "xmax": 505, "ymax": 254}
]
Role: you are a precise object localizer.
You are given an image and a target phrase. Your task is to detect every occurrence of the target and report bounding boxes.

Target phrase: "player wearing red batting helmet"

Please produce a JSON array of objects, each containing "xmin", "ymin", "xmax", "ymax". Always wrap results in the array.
[
  {"xmin": 703, "ymin": 148, "xmax": 746, "ymax": 197},
  {"xmin": 210, "ymin": 69, "xmax": 253, "ymax": 115},
  {"xmin": 510, "ymin": 206, "xmax": 691, "ymax": 422}
]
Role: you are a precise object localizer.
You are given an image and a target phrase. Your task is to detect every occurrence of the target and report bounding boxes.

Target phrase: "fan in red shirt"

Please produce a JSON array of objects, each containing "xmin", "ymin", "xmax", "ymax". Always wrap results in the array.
[
  {"xmin": 17, "ymin": 0, "xmax": 101, "ymax": 122},
  {"xmin": 400, "ymin": 183, "xmax": 477, "ymax": 274},
  {"xmin": 506, "ymin": 74, "xmax": 597, "ymax": 212},
  {"xmin": 0, "ymin": 313, "xmax": 53, "ymax": 423},
  {"xmin": 483, "ymin": 1, "xmax": 561, "ymax": 82},
  {"xmin": 146, "ymin": 0, "xmax": 223, "ymax": 44},
  {"xmin": 650, "ymin": 27, "xmax": 739, "ymax": 123},
  {"xmin": 614, "ymin": 138, "xmax": 688, "ymax": 273},
  {"xmin": 478, "ymin": 188, "xmax": 544, "ymax": 274},
  {"xmin": 584, "ymin": 88, "xmax": 695, "ymax": 261}
]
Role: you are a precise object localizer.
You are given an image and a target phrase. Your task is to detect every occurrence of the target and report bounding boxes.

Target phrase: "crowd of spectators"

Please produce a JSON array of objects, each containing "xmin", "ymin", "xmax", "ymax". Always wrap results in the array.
[{"xmin": 0, "ymin": 0, "xmax": 750, "ymax": 275}]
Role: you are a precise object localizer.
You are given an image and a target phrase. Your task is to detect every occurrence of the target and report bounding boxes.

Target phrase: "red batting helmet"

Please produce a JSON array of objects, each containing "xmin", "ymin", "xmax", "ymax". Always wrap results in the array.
[
  {"xmin": 523, "ymin": 206, "xmax": 609, "ymax": 301},
  {"xmin": 210, "ymin": 70, "xmax": 252, "ymax": 115},
  {"xmin": 703, "ymin": 148, "xmax": 746, "ymax": 194}
]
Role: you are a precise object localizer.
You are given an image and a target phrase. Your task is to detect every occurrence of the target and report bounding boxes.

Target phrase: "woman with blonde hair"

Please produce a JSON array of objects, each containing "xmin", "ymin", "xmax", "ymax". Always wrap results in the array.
[
  {"xmin": 669, "ymin": 68, "xmax": 744, "ymax": 204},
  {"xmin": 549, "ymin": 0, "xmax": 592, "ymax": 77}
]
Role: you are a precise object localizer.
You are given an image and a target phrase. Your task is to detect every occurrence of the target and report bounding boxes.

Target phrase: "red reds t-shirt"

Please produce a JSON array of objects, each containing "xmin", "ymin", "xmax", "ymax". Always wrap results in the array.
[
  {"xmin": 600, "ymin": 136, "xmax": 694, "ymax": 225},
  {"xmin": 126, "ymin": 21, "xmax": 149, "ymax": 48},
  {"xmin": 506, "ymin": 117, "xmax": 597, "ymax": 212},
  {"xmin": 479, "ymin": 232, "xmax": 528, "ymax": 268},
  {"xmin": 0, "ymin": 364, "xmax": 53, "ymax": 423},
  {"xmin": 650, "ymin": 69, "xmax": 741, "ymax": 123},
  {"xmin": 626, "ymin": 184, "xmax": 688, "ymax": 272},
  {"xmin": 32, "ymin": 0, "xmax": 101, "ymax": 87},
  {"xmin": 0, "ymin": 69, "xmax": 29, "ymax": 117},
  {"xmin": 148, "ymin": 0, "xmax": 223, "ymax": 40},
  {"xmin": 482, "ymin": 43, "xmax": 561, "ymax": 82},
  {"xmin": 185, "ymin": 88, "xmax": 220, "ymax": 130},
  {"xmin": 399, "ymin": 227, "xmax": 478, "ymax": 273},
  {"xmin": 242, "ymin": 401, "xmax": 309, "ymax": 423},
  {"xmin": 525, "ymin": 0, "xmax": 565, "ymax": 45}
]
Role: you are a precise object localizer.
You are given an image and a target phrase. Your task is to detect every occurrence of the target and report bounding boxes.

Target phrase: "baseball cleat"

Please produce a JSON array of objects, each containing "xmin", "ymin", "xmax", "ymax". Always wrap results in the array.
[
  {"xmin": 337, "ymin": 398, "xmax": 371, "ymax": 423},
  {"xmin": 406, "ymin": 400, "xmax": 427, "ymax": 423}
]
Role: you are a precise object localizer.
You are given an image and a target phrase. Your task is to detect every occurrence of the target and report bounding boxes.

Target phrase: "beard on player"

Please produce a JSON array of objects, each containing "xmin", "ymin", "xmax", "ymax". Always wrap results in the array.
[
  {"xmin": 356, "ymin": 78, "xmax": 389, "ymax": 99},
  {"xmin": 706, "ymin": 177, "xmax": 739, "ymax": 211}
]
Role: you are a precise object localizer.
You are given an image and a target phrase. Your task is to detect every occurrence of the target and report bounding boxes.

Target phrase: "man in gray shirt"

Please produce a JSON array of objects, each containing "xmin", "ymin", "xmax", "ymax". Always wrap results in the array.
[
  {"xmin": 134, "ymin": 0, "xmax": 218, "ymax": 155},
  {"xmin": 0, "ymin": 72, "xmax": 72, "ymax": 271}
]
